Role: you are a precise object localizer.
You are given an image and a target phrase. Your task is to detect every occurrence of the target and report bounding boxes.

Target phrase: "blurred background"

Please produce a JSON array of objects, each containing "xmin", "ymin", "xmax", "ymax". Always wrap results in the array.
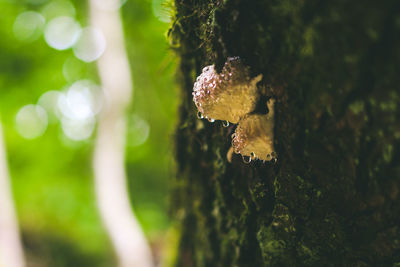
[{"xmin": 0, "ymin": 0, "xmax": 177, "ymax": 266}]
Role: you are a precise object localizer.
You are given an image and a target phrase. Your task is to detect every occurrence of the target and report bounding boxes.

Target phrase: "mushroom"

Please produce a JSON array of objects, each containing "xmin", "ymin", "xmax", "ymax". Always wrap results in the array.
[
  {"xmin": 232, "ymin": 98, "xmax": 276, "ymax": 162},
  {"xmin": 193, "ymin": 57, "xmax": 262, "ymax": 124}
]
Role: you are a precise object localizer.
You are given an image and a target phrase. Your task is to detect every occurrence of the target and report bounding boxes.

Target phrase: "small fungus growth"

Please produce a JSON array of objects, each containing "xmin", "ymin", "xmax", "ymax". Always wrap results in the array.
[
  {"xmin": 192, "ymin": 57, "xmax": 277, "ymax": 163},
  {"xmin": 232, "ymin": 98, "xmax": 276, "ymax": 162},
  {"xmin": 192, "ymin": 57, "xmax": 262, "ymax": 124}
]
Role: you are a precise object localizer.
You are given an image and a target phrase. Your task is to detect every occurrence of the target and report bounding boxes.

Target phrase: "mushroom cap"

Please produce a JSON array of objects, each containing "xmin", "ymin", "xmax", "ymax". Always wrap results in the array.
[
  {"xmin": 232, "ymin": 112, "xmax": 276, "ymax": 161},
  {"xmin": 193, "ymin": 57, "xmax": 262, "ymax": 123}
]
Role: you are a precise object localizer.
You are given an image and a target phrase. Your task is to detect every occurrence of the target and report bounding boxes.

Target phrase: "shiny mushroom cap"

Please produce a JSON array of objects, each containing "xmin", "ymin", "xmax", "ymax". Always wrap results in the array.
[{"xmin": 193, "ymin": 57, "xmax": 262, "ymax": 124}]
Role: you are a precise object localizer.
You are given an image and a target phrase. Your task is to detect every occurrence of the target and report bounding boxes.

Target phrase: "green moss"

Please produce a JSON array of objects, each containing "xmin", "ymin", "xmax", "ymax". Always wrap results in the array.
[
  {"xmin": 379, "ymin": 100, "xmax": 397, "ymax": 112},
  {"xmin": 349, "ymin": 101, "xmax": 365, "ymax": 115},
  {"xmin": 301, "ymin": 26, "xmax": 315, "ymax": 56},
  {"xmin": 172, "ymin": 0, "xmax": 400, "ymax": 266},
  {"xmin": 256, "ymin": 225, "xmax": 286, "ymax": 264},
  {"xmin": 383, "ymin": 144, "xmax": 394, "ymax": 163}
]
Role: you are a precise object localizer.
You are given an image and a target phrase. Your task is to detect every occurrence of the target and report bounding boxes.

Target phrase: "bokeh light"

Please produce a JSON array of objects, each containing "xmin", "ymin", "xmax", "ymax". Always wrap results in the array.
[
  {"xmin": 61, "ymin": 116, "xmax": 95, "ymax": 141},
  {"xmin": 127, "ymin": 114, "xmax": 150, "ymax": 147},
  {"xmin": 44, "ymin": 16, "xmax": 81, "ymax": 50},
  {"xmin": 56, "ymin": 80, "xmax": 103, "ymax": 141},
  {"xmin": 15, "ymin": 104, "xmax": 48, "ymax": 139},
  {"xmin": 73, "ymin": 27, "xmax": 106, "ymax": 63},
  {"xmin": 57, "ymin": 79, "xmax": 103, "ymax": 121},
  {"xmin": 41, "ymin": 0, "xmax": 76, "ymax": 20},
  {"xmin": 62, "ymin": 56, "xmax": 87, "ymax": 82},
  {"xmin": 13, "ymin": 11, "xmax": 45, "ymax": 42},
  {"xmin": 37, "ymin": 90, "xmax": 63, "ymax": 123}
]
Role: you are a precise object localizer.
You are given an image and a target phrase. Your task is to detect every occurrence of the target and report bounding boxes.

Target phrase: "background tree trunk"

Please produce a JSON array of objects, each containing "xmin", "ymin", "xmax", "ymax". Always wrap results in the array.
[
  {"xmin": 0, "ymin": 119, "xmax": 25, "ymax": 267},
  {"xmin": 90, "ymin": 1, "xmax": 154, "ymax": 266},
  {"xmin": 171, "ymin": 0, "xmax": 400, "ymax": 266}
]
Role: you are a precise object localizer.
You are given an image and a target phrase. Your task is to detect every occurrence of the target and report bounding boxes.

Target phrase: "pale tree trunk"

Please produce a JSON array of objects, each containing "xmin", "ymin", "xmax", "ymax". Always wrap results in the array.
[
  {"xmin": 0, "ymin": 119, "xmax": 25, "ymax": 267},
  {"xmin": 90, "ymin": 1, "xmax": 154, "ymax": 267}
]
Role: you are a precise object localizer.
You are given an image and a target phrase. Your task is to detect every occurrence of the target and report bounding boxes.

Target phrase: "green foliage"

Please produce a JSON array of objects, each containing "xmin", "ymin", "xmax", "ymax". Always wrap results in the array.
[{"xmin": 0, "ymin": 0, "xmax": 177, "ymax": 265}]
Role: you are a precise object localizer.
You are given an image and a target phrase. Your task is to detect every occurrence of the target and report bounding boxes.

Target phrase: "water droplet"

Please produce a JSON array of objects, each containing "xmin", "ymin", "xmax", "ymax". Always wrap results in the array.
[
  {"xmin": 208, "ymin": 118, "xmax": 215, "ymax": 123},
  {"xmin": 250, "ymin": 152, "xmax": 256, "ymax": 159},
  {"xmin": 197, "ymin": 111, "xmax": 204, "ymax": 119},
  {"xmin": 222, "ymin": 120, "xmax": 229, "ymax": 127},
  {"xmin": 242, "ymin": 155, "xmax": 251, "ymax": 164}
]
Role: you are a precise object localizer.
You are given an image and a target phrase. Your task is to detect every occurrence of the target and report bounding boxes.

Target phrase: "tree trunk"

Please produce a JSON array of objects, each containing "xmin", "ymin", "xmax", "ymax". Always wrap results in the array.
[
  {"xmin": 171, "ymin": 0, "xmax": 400, "ymax": 266},
  {"xmin": 90, "ymin": 1, "xmax": 154, "ymax": 266},
  {"xmin": 0, "ymin": 119, "xmax": 26, "ymax": 267}
]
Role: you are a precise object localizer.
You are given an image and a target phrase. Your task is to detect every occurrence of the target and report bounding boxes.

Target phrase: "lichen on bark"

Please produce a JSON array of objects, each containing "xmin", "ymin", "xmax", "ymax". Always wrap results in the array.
[{"xmin": 170, "ymin": 0, "xmax": 400, "ymax": 266}]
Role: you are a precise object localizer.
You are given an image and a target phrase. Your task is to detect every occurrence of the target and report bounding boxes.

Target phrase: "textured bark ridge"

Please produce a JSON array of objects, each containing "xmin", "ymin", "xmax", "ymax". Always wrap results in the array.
[{"xmin": 170, "ymin": 0, "xmax": 400, "ymax": 266}]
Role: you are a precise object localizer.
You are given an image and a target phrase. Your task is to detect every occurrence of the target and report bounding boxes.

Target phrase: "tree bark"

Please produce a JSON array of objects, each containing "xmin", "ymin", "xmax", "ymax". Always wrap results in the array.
[
  {"xmin": 0, "ymin": 119, "xmax": 26, "ymax": 267},
  {"xmin": 171, "ymin": 0, "xmax": 400, "ymax": 266}
]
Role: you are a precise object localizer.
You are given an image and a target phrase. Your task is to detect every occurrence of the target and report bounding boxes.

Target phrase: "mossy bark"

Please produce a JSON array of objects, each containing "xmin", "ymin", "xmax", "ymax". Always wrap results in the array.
[{"xmin": 170, "ymin": 0, "xmax": 400, "ymax": 266}]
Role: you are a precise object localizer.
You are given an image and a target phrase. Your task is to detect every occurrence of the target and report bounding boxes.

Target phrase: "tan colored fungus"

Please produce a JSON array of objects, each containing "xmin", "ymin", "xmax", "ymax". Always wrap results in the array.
[
  {"xmin": 192, "ymin": 57, "xmax": 262, "ymax": 124},
  {"xmin": 232, "ymin": 98, "xmax": 276, "ymax": 162},
  {"xmin": 193, "ymin": 57, "xmax": 276, "ymax": 163}
]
